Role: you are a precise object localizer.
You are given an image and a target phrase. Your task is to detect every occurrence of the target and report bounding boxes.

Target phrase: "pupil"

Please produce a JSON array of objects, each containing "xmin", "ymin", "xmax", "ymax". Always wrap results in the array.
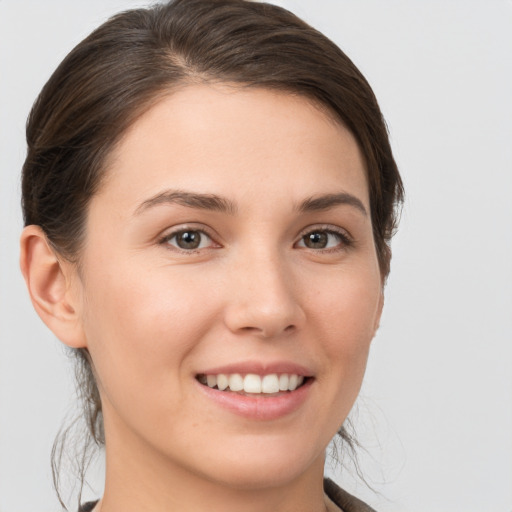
[
  {"xmin": 177, "ymin": 231, "xmax": 200, "ymax": 249},
  {"xmin": 306, "ymin": 232, "xmax": 327, "ymax": 248}
]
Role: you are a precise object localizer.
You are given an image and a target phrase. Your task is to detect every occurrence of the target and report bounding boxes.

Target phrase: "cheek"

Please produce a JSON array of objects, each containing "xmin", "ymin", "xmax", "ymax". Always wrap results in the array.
[
  {"xmin": 313, "ymin": 265, "xmax": 381, "ymax": 383},
  {"xmin": 78, "ymin": 256, "xmax": 219, "ymax": 409},
  {"xmin": 84, "ymin": 255, "xmax": 209, "ymax": 342}
]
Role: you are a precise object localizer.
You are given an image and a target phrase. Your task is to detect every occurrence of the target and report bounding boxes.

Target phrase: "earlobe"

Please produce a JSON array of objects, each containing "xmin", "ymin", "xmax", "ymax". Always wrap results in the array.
[{"xmin": 20, "ymin": 225, "xmax": 87, "ymax": 349}]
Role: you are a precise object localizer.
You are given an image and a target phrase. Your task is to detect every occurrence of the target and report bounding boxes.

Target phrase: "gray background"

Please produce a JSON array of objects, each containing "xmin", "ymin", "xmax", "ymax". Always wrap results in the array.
[{"xmin": 1, "ymin": 1, "xmax": 511, "ymax": 511}]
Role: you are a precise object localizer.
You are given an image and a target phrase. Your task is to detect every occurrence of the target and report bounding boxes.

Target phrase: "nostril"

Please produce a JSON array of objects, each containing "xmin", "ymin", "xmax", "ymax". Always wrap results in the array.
[{"xmin": 241, "ymin": 323, "xmax": 296, "ymax": 338}]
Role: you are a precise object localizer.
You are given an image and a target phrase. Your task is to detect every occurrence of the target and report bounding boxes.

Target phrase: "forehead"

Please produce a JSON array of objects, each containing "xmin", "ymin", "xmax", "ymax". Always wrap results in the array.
[{"xmin": 98, "ymin": 83, "xmax": 369, "ymax": 211}]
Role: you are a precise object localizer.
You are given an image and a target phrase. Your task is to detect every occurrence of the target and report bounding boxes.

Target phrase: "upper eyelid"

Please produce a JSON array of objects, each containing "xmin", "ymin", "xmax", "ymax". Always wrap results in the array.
[
  {"xmin": 296, "ymin": 224, "xmax": 352, "ymax": 240},
  {"xmin": 159, "ymin": 224, "xmax": 217, "ymax": 240}
]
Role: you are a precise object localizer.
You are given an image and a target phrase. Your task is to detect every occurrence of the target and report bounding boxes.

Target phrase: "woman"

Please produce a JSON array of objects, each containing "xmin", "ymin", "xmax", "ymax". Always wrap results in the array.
[{"xmin": 19, "ymin": 0, "xmax": 403, "ymax": 511}]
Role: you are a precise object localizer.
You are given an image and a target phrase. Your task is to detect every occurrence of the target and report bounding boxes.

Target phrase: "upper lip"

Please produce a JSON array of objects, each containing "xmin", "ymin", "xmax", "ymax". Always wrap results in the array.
[{"xmin": 196, "ymin": 361, "xmax": 314, "ymax": 377}]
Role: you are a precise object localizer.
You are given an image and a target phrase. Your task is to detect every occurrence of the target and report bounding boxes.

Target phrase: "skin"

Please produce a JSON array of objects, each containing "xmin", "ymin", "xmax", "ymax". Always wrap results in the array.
[{"xmin": 21, "ymin": 84, "xmax": 383, "ymax": 512}]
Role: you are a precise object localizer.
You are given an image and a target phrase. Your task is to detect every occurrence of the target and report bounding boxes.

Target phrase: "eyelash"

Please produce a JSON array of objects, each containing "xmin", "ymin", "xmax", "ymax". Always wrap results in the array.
[
  {"xmin": 158, "ymin": 227, "xmax": 218, "ymax": 254},
  {"xmin": 295, "ymin": 226, "xmax": 354, "ymax": 252},
  {"xmin": 158, "ymin": 225, "xmax": 353, "ymax": 254}
]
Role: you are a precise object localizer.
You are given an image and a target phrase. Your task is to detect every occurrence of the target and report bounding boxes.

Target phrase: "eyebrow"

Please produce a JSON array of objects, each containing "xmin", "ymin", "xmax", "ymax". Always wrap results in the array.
[
  {"xmin": 134, "ymin": 190, "xmax": 237, "ymax": 216},
  {"xmin": 134, "ymin": 189, "xmax": 367, "ymax": 217},
  {"xmin": 298, "ymin": 193, "xmax": 368, "ymax": 216}
]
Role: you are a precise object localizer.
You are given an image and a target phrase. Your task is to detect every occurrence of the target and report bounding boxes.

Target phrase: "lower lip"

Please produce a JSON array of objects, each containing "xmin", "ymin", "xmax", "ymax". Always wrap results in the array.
[{"xmin": 196, "ymin": 378, "xmax": 313, "ymax": 421}]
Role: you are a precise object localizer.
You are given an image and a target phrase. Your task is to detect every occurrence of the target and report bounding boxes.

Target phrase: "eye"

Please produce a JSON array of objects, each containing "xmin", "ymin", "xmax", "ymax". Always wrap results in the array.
[
  {"xmin": 296, "ymin": 228, "xmax": 351, "ymax": 250},
  {"xmin": 161, "ymin": 229, "xmax": 215, "ymax": 251}
]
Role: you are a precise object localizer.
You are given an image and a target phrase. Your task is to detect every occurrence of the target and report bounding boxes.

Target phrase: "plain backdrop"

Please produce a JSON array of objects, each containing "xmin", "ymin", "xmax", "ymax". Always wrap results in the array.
[{"xmin": 1, "ymin": 1, "xmax": 511, "ymax": 511}]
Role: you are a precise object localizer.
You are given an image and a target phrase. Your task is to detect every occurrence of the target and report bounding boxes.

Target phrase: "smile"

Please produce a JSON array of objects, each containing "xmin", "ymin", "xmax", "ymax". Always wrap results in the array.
[
  {"xmin": 195, "ymin": 363, "xmax": 314, "ymax": 420},
  {"xmin": 197, "ymin": 373, "xmax": 306, "ymax": 395}
]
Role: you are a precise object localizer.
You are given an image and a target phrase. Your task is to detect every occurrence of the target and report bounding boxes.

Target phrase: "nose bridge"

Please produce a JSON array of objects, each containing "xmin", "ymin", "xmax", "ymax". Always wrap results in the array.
[{"xmin": 224, "ymin": 244, "xmax": 304, "ymax": 337}]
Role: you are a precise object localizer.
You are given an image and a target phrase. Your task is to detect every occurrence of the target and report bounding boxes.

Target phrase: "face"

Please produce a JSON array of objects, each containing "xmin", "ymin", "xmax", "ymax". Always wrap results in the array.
[{"xmin": 73, "ymin": 84, "xmax": 383, "ymax": 490}]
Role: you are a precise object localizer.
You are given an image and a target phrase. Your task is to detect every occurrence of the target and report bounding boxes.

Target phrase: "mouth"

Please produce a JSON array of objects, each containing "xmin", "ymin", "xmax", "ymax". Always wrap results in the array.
[
  {"xmin": 196, "ymin": 372, "xmax": 310, "ymax": 397},
  {"xmin": 194, "ymin": 363, "xmax": 314, "ymax": 420}
]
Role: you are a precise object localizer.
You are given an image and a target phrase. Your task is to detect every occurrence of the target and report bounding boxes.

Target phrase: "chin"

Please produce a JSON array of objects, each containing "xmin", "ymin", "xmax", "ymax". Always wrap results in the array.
[
  {"xmin": 206, "ymin": 463, "xmax": 311, "ymax": 492},
  {"xmin": 193, "ymin": 436, "xmax": 325, "ymax": 491}
]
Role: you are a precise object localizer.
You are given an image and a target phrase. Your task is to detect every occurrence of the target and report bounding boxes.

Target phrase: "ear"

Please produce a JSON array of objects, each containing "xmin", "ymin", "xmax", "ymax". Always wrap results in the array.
[{"xmin": 20, "ymin": 225, "xmax": 87, "ymax": 349}]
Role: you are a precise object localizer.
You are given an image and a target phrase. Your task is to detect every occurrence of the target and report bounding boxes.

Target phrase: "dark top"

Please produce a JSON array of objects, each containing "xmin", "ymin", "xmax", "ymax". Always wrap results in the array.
[
  {"xmin": 79, "ymin": 502, "xmax": 97, "ymax": 512},
  {"xmin": 79, "ymin": 478, "xmax": 376, "ymax": 512},
  {"xmin": 324, "ymin": 478, "xmax": 377, "ymax": 512}
]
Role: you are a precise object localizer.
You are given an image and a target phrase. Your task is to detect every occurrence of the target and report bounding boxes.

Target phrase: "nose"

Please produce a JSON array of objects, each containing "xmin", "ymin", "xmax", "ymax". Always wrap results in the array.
[{"xmin": 223, "ymin": 251, "xmax": 305, "ymax": 339}]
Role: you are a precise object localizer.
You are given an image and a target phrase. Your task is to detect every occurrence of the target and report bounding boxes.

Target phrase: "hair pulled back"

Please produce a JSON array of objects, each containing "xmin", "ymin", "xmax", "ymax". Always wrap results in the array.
[{"xmin": 21, "ymin": 0, "xmax": 403, "ymax": 506}]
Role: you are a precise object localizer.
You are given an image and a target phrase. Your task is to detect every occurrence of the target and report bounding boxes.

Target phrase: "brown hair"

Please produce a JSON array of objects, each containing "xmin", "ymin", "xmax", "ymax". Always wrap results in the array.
[{"xmin": 22, "ymin": 0, "xmax": 403, "ymax": 507}]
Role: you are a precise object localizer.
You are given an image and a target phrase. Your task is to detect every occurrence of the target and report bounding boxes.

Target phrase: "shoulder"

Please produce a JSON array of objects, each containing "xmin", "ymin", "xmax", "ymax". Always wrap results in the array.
[{"xmin": 324, "ymin": 478, "xmax": 377, "ymax": 512}]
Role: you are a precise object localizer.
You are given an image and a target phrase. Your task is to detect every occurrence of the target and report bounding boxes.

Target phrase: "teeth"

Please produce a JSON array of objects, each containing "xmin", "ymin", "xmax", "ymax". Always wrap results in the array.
[
  {"xmin": 262, "ymin": 374, "xmax": 280, "ymax": 393},
  {"xmin": 228, "ymin": 373, "xmax": 244, "ymax": 392},
  {"xmin": 244, "ymin": 374, "xmax": 262, "ymax": 393},
  {"xmin": 201, "ymin": 373, "xmax": 306, "ymax": 394},
  {"xmin": 217, "ymin": 374, "xmax": 229, "ymax": 391}
]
